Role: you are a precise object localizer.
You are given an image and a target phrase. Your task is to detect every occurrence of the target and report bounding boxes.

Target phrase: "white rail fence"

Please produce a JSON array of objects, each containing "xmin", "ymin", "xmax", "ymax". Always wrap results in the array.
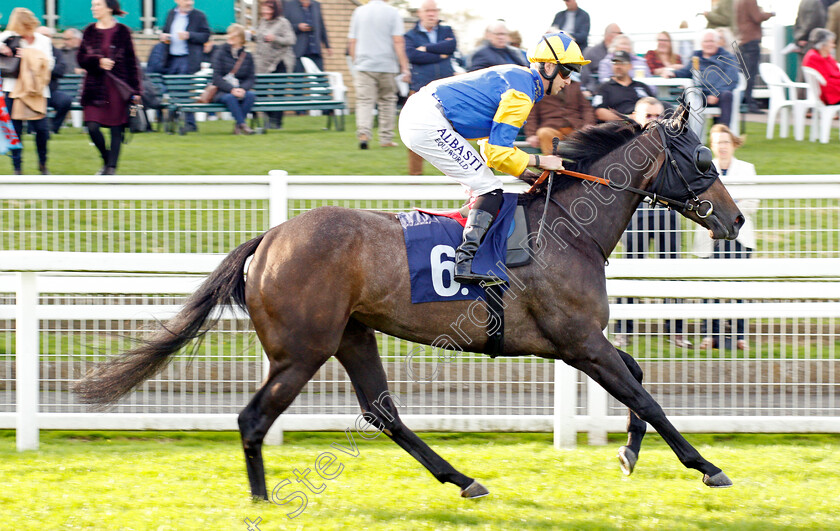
[{"xmin": 1, "ymin": 175, "xmax": 839, "ymax": 451}]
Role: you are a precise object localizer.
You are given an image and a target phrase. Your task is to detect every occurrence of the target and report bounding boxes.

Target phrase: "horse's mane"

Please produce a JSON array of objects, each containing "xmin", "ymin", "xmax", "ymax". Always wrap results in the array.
[
  {"xmin": 525, "ymin": 120, "xmax": 645, "ymax": 198},
  {"xmin": 558, "ymin": 120, "xmax": 644, "ymax": 173}
]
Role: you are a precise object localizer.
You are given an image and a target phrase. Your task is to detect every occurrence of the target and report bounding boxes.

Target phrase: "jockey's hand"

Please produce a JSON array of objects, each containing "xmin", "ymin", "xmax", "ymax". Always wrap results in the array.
[{"xmin": 534, "ymin": 154, "xmax": 564, "ymax": 171}]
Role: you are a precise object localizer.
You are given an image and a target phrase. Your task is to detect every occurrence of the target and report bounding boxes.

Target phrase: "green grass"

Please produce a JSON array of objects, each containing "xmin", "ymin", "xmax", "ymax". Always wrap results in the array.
[{"xmin": 1, "ymin": 430, "xmax": 839, "ymax": 529}]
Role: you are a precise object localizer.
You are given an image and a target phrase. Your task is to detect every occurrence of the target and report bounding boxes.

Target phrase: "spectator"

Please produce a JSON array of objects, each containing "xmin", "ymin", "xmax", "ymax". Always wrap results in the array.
[
  {"xmin": 508, "ymin": 30, "xmax": 528, "ymax": 63},
  {"xmin": 552, "ymin": 0, "xmax": 591, "ymax": 50},
  {"xmin": 630, "ymin": 96, "xmax": 664, "ymax": 127},
  {"xmin": 580, "ymin": 23, "xmax": 621, "ymax": 94},
  {"xmin": 146, "ymin": 42, "xmax": 169, "ymax": 74},
  {"xmin": 399, "ymin": 31, "xmax": 587, "ymax": 284},
  {"xmin": 597, "ymin": 34, "xmax": 650, "ymax": 84},
  {"xmin": 212, "ymin": 24, "xmax": 257, "ymax": 135},
  {"xmin": 829, "ymin": 0, "xmax": 840, "ymax": 61},
  {"xmin": 160, "ymin": 0, "xmax": 211, "ymax": 132},
  {"xmin": 254, "ymin": 0, "xmax": 296, "ymax": 129},
  {"xmin": 645, "ymin": 31, "xmax": 681, "ymax": 76},
  {"xmin": 35, "ymin": 26, "xmax": 73, "ymax": 134},
  {"xmin": 794, "ymin": 0, "xmax": 828, "ymax": 81},
  {"xmin": 735, "ymin": 0, "xmax": 774, "ymax": 113},
  {"xmin": 78, "ymin": 0, "xmax": 142, "ymax": 175},
  {"xmin": 669, "ymin": 29, "xmax": 739, "ymax": 127},
  {"xmin": 614, "ymin": 96, "xmax": 688, "ymax": 349},
  {"xmin": 59, "ymin": 28, "xmax": 84, "ymax": 74},
  {"xmin": 716, "ymin": 26, "xmax": 736, "ymax": 55},
  {"xmin": 524, "ymin": 79, "xmax": 595, "ymax": 154},
  {"xmin": 803, "ymin": 28, "xmax": 840, "ymax": 104},
  {"xmin": 404, "ymin": 0, "xmax": 456, "ymax": 174},
  {"xmin": 284, "ymin": 0, "xmax": 331, "ymax": 72},
  {"xmin": 695, "ymin": 124, "xmax": 758, "ymax": 351},
  {"xmin": 0, "ymin": 7, "xmax": 54, "ymax": 175},
  {"xmin": 467, "ymin": 21, "xmax": 528, "ymax": 71},
  {"xmin": 704, "ymin": 0, "xmax": 734, "ymax": 29},
  {"xmin": 348, "ymin": 0, "xmax": 410, "ymax": 150},
  {"xmin": 592, "ymin": 50, "xmax": 654, "ymax": 122}
]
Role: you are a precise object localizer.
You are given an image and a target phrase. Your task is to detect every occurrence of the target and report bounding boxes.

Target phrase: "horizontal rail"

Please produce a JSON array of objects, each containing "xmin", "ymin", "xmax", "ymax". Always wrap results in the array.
[{"xmin": 2, "ymin": 414, "xmax": 837, "ymax": 434}]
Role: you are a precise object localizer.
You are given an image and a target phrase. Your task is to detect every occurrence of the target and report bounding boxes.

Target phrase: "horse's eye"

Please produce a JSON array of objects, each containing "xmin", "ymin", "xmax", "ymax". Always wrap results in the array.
[{"xmin": 694, "ymin": 146, "xmax": 713, "ymax": 173}]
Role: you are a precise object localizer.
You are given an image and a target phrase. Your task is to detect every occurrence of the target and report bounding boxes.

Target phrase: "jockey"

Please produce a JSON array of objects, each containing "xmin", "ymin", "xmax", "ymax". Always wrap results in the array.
[{"xmin": 399, "ymin": 31, "xmax": 590, "ymax": 284}]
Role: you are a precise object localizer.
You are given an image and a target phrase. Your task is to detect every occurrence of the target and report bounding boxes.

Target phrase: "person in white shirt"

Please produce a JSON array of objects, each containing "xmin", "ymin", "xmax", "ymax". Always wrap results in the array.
[{"xmin": 694, "ymin": 124, "xmax": 759, "ymax": 351}]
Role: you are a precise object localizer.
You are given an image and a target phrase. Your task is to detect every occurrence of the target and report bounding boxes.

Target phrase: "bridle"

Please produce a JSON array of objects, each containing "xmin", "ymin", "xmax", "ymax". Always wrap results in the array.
[{"xmin": 531, "ymin": 122, "xmax": 716, "ymax": 262}]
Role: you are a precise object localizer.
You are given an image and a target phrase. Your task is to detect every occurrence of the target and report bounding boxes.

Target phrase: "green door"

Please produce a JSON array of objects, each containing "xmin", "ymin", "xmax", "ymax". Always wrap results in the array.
[
  {"xmin": 154, "ymin": 1, "xmax": 233, "ymax": 34},
  {"xmin": 57, "ymin": 0, "xmax": 142, "ymax": 31}
]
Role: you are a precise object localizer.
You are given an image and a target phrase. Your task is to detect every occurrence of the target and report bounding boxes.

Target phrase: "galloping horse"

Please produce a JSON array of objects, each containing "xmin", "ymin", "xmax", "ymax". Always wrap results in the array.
[{"xmin": 76, "ymin": 105, "xmax": 743, "ymax": 499}]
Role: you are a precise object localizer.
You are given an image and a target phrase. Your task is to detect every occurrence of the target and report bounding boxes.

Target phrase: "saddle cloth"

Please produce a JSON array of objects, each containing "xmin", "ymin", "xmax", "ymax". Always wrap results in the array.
[{"xmin": 398, "ymin": 193, "xmax": 531, "ymax": 304}]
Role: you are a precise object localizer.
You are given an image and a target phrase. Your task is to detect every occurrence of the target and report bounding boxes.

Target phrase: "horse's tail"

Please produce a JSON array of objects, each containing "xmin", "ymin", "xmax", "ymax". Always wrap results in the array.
[{"xmin": 74, "ymin": 234, "xmax": 266, "ymax": 408}]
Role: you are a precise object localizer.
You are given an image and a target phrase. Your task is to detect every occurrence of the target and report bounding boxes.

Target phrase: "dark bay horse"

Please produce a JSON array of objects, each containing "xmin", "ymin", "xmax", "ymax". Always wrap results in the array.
[{"xmin": 76, "ymin": 105, "xmax": 743, "ymax": 500}]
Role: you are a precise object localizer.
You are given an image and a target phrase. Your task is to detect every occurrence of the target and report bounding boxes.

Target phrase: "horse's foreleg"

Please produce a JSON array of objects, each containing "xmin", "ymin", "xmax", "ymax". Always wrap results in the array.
[
  {"xmin": 616, "ymin": 348, "xmax": 646, "ymax": 475},
  {"xmin": 568, "ymin": 334, "xmax": 732, "ymax": 487},
  {"xmin": 335, "ymin": 320, "xmax": 487, "ymax": 498},
  {"xmin": 238, "ymin": 356, "xmax": 329, "ymax": 500}
]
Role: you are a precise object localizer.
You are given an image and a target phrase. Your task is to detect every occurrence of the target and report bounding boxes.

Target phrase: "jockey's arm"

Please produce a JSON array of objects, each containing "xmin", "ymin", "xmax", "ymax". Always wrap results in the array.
[{"xmin": 483, "ymin": 89, "xmax": 565, "ymax": 177}]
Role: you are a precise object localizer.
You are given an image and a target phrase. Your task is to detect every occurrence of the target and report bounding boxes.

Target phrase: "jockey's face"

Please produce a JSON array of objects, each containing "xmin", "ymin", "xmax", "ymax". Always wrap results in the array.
[{"xmin": 542, "ymin": 63, "xmax": 571, "ymax": 95}]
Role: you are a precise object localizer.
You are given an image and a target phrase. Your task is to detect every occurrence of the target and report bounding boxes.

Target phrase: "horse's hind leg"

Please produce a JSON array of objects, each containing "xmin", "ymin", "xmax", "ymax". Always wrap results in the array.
[
  {"xmin": 238, "ymin": 353, "xmax": 330, "ymax": 500},
  {"xmin": 568, "ymin": 333, "xmax": 731, "ymax": 487},
  {"xmin": 335, "ymin": 319, "xmax": 487, "ymax": 498},
  {"xmin": 617, "ymin": 348, "xmax": 646, "ymax": 476}
]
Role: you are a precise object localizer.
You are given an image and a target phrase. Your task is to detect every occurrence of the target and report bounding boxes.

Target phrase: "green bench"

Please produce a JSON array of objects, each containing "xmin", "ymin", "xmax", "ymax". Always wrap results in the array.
[{"xmin": 162, "ymin": 72, "xmax": 347, "ymax": 134}]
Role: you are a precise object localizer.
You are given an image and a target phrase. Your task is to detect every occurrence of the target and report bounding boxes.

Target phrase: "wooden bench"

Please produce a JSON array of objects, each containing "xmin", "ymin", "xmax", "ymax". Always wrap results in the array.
[
  {"xmin": 160, "ymin": 74, "xmax": 228, "ymax": 134},
  {"xmin": 162, "ymin": 72, "xmax": 347, "ymax": 134}
]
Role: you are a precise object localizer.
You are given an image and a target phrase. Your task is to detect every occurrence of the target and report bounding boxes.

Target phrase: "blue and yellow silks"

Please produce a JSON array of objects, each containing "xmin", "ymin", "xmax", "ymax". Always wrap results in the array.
[{"xmin": 432, "ymin": 65, "xmax": 544, "ymax": 177}]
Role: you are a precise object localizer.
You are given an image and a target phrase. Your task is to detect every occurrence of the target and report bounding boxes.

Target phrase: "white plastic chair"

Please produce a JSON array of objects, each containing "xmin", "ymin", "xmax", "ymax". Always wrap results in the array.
[
  {"xmin": 801, "ymin": 66, "xmax": 840, "ymax": 143},
  {"xmin": 759, "ymin": 62, "xmax": 811, "ymax": 140}
]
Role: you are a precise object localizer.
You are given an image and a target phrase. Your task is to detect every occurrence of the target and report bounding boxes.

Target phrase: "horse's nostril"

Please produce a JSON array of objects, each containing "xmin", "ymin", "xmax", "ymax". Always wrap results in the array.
[{"xmin": 735, "ymin": 215, "xmax": 745, "ymax": 229}]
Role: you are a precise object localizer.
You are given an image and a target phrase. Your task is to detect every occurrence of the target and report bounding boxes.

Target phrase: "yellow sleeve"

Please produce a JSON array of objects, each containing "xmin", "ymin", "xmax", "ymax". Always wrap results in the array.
[{"xmin": 481, "ymin": 89, "xmax": 533, "ymax": 176}]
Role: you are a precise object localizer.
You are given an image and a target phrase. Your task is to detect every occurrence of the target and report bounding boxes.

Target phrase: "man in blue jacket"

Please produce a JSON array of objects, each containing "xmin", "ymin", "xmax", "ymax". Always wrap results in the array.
[
  {"xmin": 284, "ymin": 0, "xmax": 332, "ymax": 72},
  {"xmin": 668, "ymin": 29, "xmax": 740, "ymax": 128},
  {"xmin": 160, "ymin": 0, "xmax": 211, "ymax": 131},
  {"xmin": 404, "ymin": 0, "xmax": 457, "ymax": 175},
  {"xmin": 552, "ymin": 0, "xmax": 591, "ymax": 51}
]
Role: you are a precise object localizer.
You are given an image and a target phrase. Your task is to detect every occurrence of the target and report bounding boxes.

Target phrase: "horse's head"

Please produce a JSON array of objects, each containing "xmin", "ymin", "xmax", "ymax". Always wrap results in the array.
[{"xmin": 651, "ymin": 104, "xmax": 744, "ymax": 240}]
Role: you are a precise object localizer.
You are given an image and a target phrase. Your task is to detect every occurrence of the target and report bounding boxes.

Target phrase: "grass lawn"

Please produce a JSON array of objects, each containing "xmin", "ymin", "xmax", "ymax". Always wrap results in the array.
[
  {"xmin": 1, "ymin": 116, "xmax": 838, "ymax": 177},
  {"xmin": 1, "ymin": 430, "xmax": 839, "ymax": 530}
]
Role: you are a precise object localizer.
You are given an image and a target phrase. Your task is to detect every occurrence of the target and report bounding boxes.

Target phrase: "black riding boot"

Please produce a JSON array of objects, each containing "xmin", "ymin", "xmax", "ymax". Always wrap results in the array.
[{"xmin": 454, "ymin": 190, "xmax": 503, "ymax": 284}]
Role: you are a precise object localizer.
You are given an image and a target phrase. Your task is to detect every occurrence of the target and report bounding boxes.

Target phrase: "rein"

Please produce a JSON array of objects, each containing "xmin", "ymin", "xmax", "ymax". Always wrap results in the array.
[{"xmin": 527, "ymin": 125, "xmax": 714, "ymax": 219}]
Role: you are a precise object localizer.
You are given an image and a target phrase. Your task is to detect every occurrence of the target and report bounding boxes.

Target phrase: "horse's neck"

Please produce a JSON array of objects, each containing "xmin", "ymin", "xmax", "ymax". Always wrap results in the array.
[{"xmin": 554, "ymin": 133, "xmax": 664, "ymax": 258}]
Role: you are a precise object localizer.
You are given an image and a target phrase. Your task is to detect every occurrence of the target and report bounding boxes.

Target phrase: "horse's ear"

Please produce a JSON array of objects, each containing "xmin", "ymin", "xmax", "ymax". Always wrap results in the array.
[{"xmin": 670, "ymin": 103, "xmax": 691, "ymax": 132}]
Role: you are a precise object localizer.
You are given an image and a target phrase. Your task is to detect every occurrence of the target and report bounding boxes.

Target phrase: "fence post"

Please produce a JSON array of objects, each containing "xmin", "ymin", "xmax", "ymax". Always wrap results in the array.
[
  {"xmin": 264, "ymin": 171, "xmax": 289, "ymax": 445},
  {"xmin": 553, "ymin": 360, "xmax": 577, "ymax": 449},
  {"xmin": 587, "ymin": 377, "xmax": 608, "ymax": 445},
  {"xmin": 268, "ymin": 170, "xmax": 289, "ymax": 228},
  {"xmin": 16, "ymin": 272, "xmax": 39, "ymax": 451}
]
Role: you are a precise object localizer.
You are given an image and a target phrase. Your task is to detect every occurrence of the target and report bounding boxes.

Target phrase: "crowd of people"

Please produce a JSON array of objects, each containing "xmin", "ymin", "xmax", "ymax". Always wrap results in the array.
[{"xmin": 0, "ymin": 1, "xmax": 834, "ymax": 345}]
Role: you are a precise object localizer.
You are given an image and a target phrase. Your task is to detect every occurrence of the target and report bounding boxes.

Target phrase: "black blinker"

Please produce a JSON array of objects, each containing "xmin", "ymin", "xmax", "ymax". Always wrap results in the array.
[{"xmin": 694, "ymin": 146, "xmax": 713, "ymax": 174}]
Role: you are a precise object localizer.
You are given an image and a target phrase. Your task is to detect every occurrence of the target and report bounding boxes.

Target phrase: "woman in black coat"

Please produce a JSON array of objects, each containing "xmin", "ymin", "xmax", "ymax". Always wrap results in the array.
[
  {"xmin": 212, "ymin": 24, "xmax": 257, "ymax": 135},
  {"xmin": 77, "ymin": 0, "xmax": 141, "ymax": 174}
]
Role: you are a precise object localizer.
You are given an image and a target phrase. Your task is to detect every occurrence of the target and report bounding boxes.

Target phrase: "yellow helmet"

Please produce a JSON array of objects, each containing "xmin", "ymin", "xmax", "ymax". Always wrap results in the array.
[{"xmin": 527, "ymin": 31, "xmax": 591, "ymax": 72}]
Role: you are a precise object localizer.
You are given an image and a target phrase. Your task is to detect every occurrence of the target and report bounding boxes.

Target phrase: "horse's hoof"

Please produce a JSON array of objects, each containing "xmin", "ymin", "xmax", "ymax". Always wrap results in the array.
[
  {"xmin": 703, "ymin": 471, "xmax": 733, "ymax": 488},
  {"xmin": 617, "ymin": 446, "xmax": 637, "ymax": 476},
  {"xmin": 460, "ymin": 480, "xmax": 489, "ymax": 499}
]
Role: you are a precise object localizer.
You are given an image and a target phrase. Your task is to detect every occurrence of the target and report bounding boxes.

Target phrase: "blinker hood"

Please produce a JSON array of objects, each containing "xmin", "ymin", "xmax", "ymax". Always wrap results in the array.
[{"xmin": 650, "ymin": 124, "xmax": 718, "ymax": 203}]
